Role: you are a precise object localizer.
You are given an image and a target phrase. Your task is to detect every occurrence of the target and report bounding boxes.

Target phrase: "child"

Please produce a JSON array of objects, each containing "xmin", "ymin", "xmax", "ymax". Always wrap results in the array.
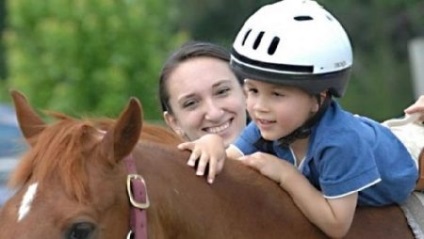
[{"xmin": 178, "ymin": 0, "xmax": 418, "ymax": 238}]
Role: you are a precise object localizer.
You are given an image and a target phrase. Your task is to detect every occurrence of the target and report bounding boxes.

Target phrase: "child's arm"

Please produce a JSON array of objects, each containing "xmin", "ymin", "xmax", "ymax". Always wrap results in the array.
[
  {"xmin": 177, "ymin": 134, "xmax": 243, "ymax": 184},
  {"xmin": 405, "ymin": 95, "xmax": 424, "ymax": 122},
  {"xmin": 241, "ymin": 152, "xmax": 357, "ymax": 238}
]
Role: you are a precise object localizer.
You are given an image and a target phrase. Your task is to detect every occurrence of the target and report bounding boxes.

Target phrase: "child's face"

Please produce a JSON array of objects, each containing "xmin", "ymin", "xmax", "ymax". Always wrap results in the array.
[{"xmin": 244, "ymin": 79, "xmax": 319, "ymax": 141}]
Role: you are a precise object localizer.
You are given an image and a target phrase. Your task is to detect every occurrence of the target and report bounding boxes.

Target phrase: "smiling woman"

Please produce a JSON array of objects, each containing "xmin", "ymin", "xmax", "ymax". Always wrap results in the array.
[{"xmin": 159, "ymin": 41, "xmax": 247, "ymax": 147}]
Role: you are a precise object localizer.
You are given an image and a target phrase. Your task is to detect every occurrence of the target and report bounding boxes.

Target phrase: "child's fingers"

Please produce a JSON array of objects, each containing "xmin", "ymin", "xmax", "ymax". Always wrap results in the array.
[
  {"xmin": 187, "ymin": 150, "xmax": 199, "ymax": 167},
  {"xmin": 238, "ymin": 156, "xmax": 247, "ymax": 161},
  {"xmin": 240, "ymin": 155, "xmax": 261, "ymax": 170},
  {"xmin": 207, "ymin": 156, "xmax": 217, "ymax": 184},
  {"xmin": 208, "ymin": 154, "xmax": 227, "ymax": 184},
  {"xmin": 196, "ymin": 153, "xmax": 209, "ymax": 176},
  {"xmin": 178, "ymin": 142, "xmax": 198, "ymax": 167},
  {"xmin": 216, "ymin": 157, "xmax": 226, "ymax": 177},
  {"xmin": 178, "ymin": 142, "xmax": 193, "ymax": 150}
]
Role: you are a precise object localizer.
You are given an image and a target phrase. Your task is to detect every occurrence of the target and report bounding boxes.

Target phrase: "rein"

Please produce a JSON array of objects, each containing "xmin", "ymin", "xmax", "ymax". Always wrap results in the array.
[{"xmin": 124, "ymin": 154, "xmax": 149, "ymax": 239}]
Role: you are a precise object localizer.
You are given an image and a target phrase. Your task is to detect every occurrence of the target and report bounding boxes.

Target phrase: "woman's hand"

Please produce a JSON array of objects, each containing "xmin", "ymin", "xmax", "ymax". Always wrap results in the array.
[{"xmin": 178, "ymin": 134, "xmax": 226, "ymax": 184}]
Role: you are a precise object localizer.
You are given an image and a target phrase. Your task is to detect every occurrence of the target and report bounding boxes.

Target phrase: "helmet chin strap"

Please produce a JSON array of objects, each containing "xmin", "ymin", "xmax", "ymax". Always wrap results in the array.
[{"xmin": 278, "ymin": 94, "xmax": 331, "ymax": 147}]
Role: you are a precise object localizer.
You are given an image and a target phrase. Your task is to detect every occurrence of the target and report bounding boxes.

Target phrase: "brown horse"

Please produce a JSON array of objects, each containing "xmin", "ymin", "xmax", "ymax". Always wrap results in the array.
[{"xmin": 0, "ymin": 91, "xmax": 414, "ymax": 238}]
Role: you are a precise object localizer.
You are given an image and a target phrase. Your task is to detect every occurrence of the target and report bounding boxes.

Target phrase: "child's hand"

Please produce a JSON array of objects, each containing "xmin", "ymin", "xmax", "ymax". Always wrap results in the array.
[
  {"xmin": 405, "ymin": 95, "xmax": 424, "ymax": 122},
  {"xmin": 178, "ymin": 134, "xmax": 226, "ymax": 184},
  {"xmin": 239, "ymin": 152, "xmax": 297, "ymax": 185}
]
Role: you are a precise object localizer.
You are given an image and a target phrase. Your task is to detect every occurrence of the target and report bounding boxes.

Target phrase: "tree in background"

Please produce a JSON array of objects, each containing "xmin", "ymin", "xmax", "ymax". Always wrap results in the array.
[
  {"xmin": 1, "ymin": 0, "xmax": 423, "ymax": 121},
  {"xmin": 318, "ymin": 0, "xmax": 423, "ymax": 121},
  {"xmin": 176, "ymin": 0, "xmax": 275, "ymax": 46},
  {"xmin": 177, "ymin": 0, "xmax": 423, "ymax": 121},
  {"xmin": 0, "ymin": 0, "xmax": 6, "ymax": 80},
  {"xmin": 1, "ymin": 0, "xmax": 187, "ymax": 120}
]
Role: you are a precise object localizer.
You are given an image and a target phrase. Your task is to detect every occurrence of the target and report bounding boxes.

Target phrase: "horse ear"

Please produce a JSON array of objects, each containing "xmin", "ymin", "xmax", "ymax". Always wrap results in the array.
[
  {"xmin": 10, "ymin": 90, "xmax": 46, "ymax": 146},
  {"xmin": 100, "ymin": 97, "xmax": 143, "ymax": 163}
]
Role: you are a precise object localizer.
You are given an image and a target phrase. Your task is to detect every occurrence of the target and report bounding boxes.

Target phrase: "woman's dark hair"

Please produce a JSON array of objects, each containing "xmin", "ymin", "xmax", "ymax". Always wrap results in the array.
[{"xmin": 159, "ymin": 41, "xmax": 242, "ymax": 113}]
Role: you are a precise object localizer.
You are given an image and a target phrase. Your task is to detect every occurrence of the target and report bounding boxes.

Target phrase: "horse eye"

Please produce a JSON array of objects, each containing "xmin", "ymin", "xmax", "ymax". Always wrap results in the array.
[{"xmin": 66, "ymin": 222, "xmax": 96, "ymax": 239}]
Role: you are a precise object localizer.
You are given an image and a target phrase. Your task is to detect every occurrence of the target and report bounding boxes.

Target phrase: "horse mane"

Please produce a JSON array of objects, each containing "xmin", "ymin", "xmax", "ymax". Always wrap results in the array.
[
  {"xmin": 84, "ymin": 118, "xmax": 183, "ymax": 145},
  {"xmin": 9, "ymin": 111, "xmax": 182, "ymax": 204},
  {"xmin": 140, "ymin": 123, "xmax": 183, "ymax": 145},
  {"xmin": 9, "ymin": 112, "xmax": 100, "ymax": 203}
]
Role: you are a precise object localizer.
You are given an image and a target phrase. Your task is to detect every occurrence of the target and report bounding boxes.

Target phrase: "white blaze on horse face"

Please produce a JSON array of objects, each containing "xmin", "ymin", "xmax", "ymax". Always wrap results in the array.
[{"xmin": 18, "ymin": 183, "xmax": 38, "ymax": 222}]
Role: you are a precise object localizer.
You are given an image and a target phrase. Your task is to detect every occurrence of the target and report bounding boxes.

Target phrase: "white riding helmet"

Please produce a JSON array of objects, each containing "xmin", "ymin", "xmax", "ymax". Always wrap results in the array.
[{"xmin": 231, "ymin": 0, "xmax": 353, "ymax": 97}]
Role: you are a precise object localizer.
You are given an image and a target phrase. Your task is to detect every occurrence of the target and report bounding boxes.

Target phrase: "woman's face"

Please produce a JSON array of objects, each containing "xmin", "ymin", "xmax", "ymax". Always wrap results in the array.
[{"xmin": 163, "ymin": 57, "xmax": 246, "ymax": 146}]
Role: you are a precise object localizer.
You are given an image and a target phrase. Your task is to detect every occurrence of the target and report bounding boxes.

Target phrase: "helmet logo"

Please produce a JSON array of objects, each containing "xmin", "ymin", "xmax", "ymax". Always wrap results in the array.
[{"xmin": 335, "ymin": 61, "xmax": 347, "ymax": 68}]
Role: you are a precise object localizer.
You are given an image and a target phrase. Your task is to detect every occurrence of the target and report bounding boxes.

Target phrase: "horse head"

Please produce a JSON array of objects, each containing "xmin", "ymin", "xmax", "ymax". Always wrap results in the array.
[{"xmin": 0, "ymin": 90, "xmax": 142, "ymax": 238}]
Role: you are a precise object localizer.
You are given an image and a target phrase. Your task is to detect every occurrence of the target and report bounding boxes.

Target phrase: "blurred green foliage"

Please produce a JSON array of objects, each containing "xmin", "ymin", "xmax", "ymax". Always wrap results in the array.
[
  {"xmin": 0, "ymin": 0, "xmax": 423, "ymax": 122},
  {"xmin": 0, "ymin": 0, "xmax": 187, "ymax": 120},
  {"xmin": 176, "ymin": 0, "xmax": 424, "ymax": 121},
  {"xmin": 318, "ymin": 0, "xmax": 423, "ymax": 121}
]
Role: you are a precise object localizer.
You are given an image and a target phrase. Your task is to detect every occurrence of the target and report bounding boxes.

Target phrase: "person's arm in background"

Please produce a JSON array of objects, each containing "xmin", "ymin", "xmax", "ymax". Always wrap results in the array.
[{"xmin": 404, "ymin": 95, "xmax": 424, "ymax": 122}]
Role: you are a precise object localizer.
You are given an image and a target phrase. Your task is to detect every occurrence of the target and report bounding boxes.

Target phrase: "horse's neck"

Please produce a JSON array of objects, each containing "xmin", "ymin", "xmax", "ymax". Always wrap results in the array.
[
  {"xmin": 132, "ymin": 143, "xmax": 211, "ymax": 237},
  {"xmin": 131, "ymin": 142, "xmax": 324, "ymax": 238}
]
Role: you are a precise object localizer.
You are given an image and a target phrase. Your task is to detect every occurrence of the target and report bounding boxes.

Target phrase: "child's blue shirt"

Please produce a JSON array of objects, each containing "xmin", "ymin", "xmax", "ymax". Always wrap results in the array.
[{"xmin": 233, "ymin": 101, "xmax": 417, "ymax": 206}]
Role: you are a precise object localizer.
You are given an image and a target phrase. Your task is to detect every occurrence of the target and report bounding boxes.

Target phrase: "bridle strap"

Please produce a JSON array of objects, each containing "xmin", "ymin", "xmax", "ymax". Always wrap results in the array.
[{"xmin": 124, "ymin": 154, "xmax": 149, "ymax": 239}]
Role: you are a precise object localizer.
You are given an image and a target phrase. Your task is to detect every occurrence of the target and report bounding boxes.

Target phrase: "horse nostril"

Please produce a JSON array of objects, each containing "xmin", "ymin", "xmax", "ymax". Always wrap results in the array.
[{"xmin": 66, "ymin": 222, "xmax": 97, "ymax": 239}]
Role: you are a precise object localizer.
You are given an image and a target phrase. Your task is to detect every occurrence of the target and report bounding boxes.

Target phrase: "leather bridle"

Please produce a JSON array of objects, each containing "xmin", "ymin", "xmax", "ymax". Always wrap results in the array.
[{"xmin": 124, "ymin": 154, "xmax": 149, "ymax": 239}]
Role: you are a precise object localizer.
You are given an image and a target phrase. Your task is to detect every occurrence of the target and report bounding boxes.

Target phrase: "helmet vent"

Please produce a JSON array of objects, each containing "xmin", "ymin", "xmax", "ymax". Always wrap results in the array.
[
  {"xmin": 242, "ymin": 29, "xmax": 252, "ymax": 46},
  {"xmin": 294, "ymin": 16, "xmax": 313, "ymax": 21},
  {"xmin": 253, "ymin": 31, "xmax": 264, "ymax": 50},
  {"xmin": 267, "ymin": 37, "xmax": 280, "ymax": 55}
]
